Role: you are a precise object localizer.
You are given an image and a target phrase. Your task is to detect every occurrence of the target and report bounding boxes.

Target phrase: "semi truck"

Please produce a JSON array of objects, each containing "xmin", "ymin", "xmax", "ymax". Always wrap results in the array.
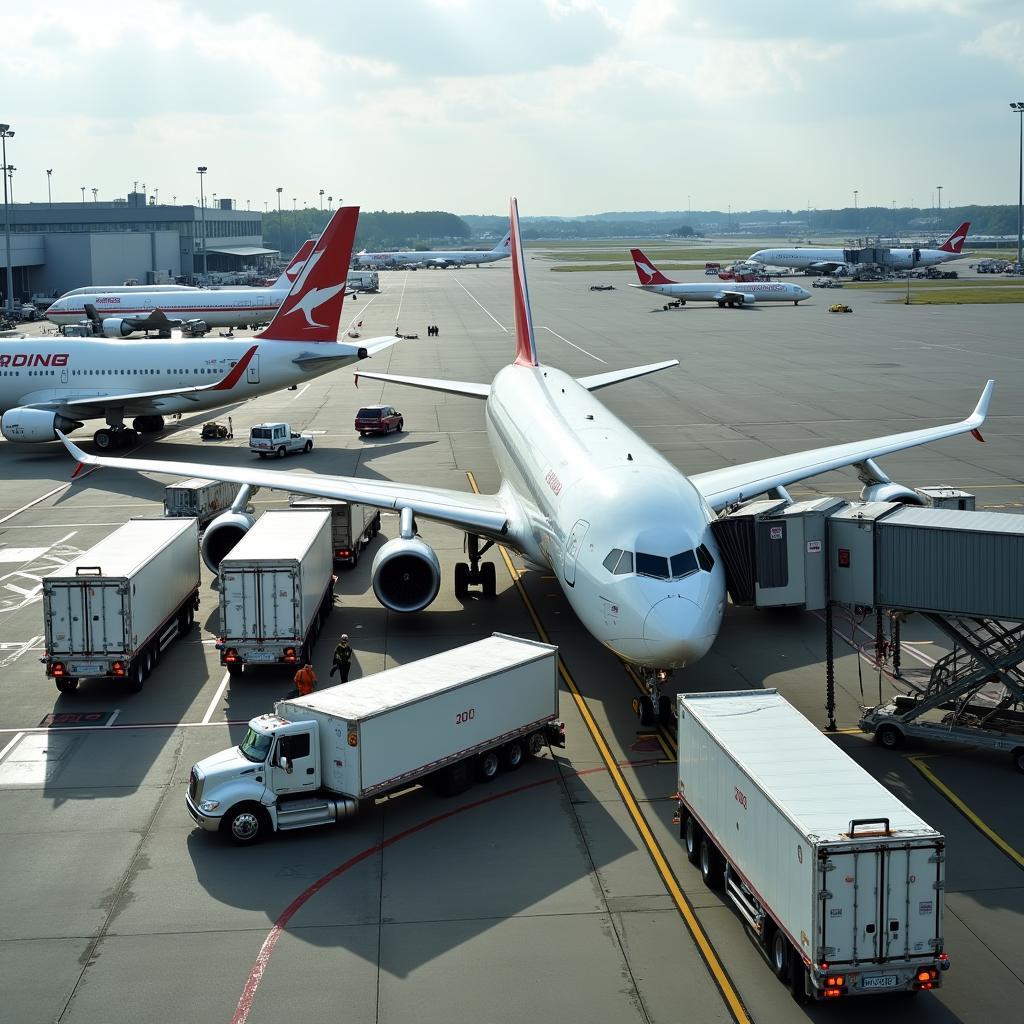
[
  {"xmin": 676, "ymin": 689, "xmax": 948, "ymax": 1003},
  {"xmin": 215, "ymin": 510, "xmax": 334, "ymax": 675},
  {"xmin": 42, "ymin": 518, "xmax": 201, "ymax": 693},
  {"xmin": 164, "ymin": 478, "xmax": 242, "ymax": 527},
  {"xmin": 287, "ymin": 494, "xmax": 380, "ymax": 566},
  {"xmin": 188, "ymin": 633, "xmax": 564, "ymax": 844},
  {"xmin": 346, "ymin": 270, "xmax": 380, "ymax": 293}
]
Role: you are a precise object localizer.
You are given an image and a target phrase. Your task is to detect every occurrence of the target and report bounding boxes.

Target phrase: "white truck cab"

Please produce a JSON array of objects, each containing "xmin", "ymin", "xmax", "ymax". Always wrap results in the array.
[{"xmin": 249, "ymin": 422, "xmax": 314, "ymax": 458}]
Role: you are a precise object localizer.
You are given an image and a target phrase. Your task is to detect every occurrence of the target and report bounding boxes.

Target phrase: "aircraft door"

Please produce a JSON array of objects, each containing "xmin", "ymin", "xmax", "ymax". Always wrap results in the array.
[
  {"xmin": 246, "ymin": 354, "xmax": 260, "ymax": 384},
  {"xmin": 563, "ymin": 519, "xmax": 590, "ymax": 587},
  {"xmin": 60, "ymin": 368, "xmax": 68, "ymax": 384}
]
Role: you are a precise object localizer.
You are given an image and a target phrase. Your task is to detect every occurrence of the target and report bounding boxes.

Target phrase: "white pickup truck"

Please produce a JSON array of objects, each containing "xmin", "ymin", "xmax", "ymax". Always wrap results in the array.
[{"xmin": 249, "ymin": 422, "xmax": 314, "ymax": 458}]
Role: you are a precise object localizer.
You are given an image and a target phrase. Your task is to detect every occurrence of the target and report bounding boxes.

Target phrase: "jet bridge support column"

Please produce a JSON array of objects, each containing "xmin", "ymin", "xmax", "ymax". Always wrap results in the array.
[{"xmin": 824, "ymin": 603, "xmax": 837, "ymax": 731}]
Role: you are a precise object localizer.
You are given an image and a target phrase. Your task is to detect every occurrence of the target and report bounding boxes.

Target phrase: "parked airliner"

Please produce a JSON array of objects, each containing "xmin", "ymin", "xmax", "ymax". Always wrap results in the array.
[
  {"xmin": 3, "ymin": 208, "xmax": 394, "ymax": 450},
  {"xmin": 356, "ymin": 231, "xmax": 511, "ymax": 269},
  {"xmin": 62, "ymin": 198, "xmax": 994, "ymax": 725},
  {"xmin": 748, "ymin": 222, "xmax": 972, "ymax": 275},
  {"xmin": 631, "ymin": 249, "xmax": 810, "ymax": 306},
  {"xmin": 45, "ymin": 240, "xmax": 317, "ymax": 335}
]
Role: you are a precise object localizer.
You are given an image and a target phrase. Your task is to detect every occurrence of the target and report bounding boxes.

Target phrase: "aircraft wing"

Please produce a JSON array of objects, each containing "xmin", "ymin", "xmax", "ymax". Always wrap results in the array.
[
  {"xmin": 690, "ymin": 381, "xmax": 994, "ymax": 511},
  {"xmin": 57, "ymin": 433, "xmax": 513, "ymax": 539},
  {"xmin": 576, "ymin": 360, "xmax": 678, "ymax": 392}
]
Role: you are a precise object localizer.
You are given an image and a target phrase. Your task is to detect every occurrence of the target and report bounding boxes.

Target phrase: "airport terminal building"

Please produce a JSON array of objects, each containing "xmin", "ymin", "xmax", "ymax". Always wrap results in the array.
[{"xmin": 0, "ymin": 192, "xmax": 275, "ymax": 303}]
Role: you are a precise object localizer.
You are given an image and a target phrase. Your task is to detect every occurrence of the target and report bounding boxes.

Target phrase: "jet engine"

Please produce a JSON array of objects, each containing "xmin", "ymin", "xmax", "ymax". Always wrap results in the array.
[
  {"xmin": 102, "ymin": 317, "xmax": 135, "ymax": 338},
  {"xmin": 201, "ymin": 510, "xmax": 255, "ymax": 572},
  {"xmin": 371, "ymin": 537, "xmax": 442, "ymax": 613},
  {"xmin": 860, "ymin": 482, "xmax": 925, "ymax": 505},
  {"xmin": 1, "ymin": 407, "xmax": 82, "ymax": 442}
]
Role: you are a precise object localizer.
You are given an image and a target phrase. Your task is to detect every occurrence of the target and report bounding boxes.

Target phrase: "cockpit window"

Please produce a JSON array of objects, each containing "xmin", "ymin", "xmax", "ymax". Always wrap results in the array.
[
  {"xmin": 697, "ymin": 544, "xmax": 715, "ymax": 572},
  {"xmin": 602, "ymin": 549, "xmax": 634, "ymax": 575},
  {"xmin": 636, "ymin": 552, "xmax": 670, "ymax": 579},
  {"xmin": 670, "ymin": 550, "xmax": 698, "ymax": 579}
]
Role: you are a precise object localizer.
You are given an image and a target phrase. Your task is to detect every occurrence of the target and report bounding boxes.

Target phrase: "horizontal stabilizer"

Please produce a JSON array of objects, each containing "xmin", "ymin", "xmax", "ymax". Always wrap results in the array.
[
  {"xmin": 354, "ymin": 370, "xmax": 491, "ymax": 399},
  {"xmin": 576, "ymin": 360, "xmax": 678, "ymax": 393}
]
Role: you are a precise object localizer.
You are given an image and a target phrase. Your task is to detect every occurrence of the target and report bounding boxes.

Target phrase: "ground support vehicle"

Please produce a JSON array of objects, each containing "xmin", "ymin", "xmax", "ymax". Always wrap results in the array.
[
  {"xmin": 676, "ymin": 689, "xmax": 949, "ymax": 1002},
  {"xmin": 287, "ymin": 495, "xmax": 380, "ymax": 566},
  {"xmin": 662, "ymin": 299, "xmax": 685, "ymax": 310},
  {"xmin": 201, "ymin": 421, "xmax": 229, "ymax": 440},
  {"xmin": 216, "ymin": 510, "xmax": 334, "ymax": 675},
  {"xmin": 188, "ymin": 633, "xmax": 564, "ymax": 844},
  {"xmin": 346, "ymin": 270, "xmax": 380, "ymax": 293},
  {"xmin": 164, "ymin": 478, "xmax": 240, "ymax": 527},
  {"xmin": 829, "ymin": 303, "xmax": 853, "ymax": 313},
  {"xmin": 42, "ymin": 518, "xmax": 201, "ymax": 693},
  {"xmin": 355, "ymin": 405, "xmax": 404, "ymax": 436},
  {"xmin": 812, "ymin": 278, "xmax": 842, "ymax": 288},
  {"xmin": 249, "ymin": 422, "xmax": 314, "ymax": 457}
]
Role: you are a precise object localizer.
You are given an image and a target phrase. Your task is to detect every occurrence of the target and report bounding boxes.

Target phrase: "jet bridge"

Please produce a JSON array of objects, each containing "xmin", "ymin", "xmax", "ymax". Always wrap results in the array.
[{"xmin": 711, "ymin": 494, "xmax": 1024, "ymax": 767}]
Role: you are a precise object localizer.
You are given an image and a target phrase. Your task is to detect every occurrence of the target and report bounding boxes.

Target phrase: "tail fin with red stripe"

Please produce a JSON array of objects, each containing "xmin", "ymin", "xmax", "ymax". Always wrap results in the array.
[
  {"xmin": 259, "ymin": 206, "xmax": 359, "ymax": 343},
  {"xmin": 939, "ymin": 221, "xmax": 970, "ymax": 254},
  {"xmin": 510, "ymin": 197, "xmax": 539, "ymax": 368},
  {"xmin": 630, "ymin": 248, "xmax": 675, "ymax": 286},
  {"xmin": 272, "ymin": 238, "xmax": 316, "ymax": 289}
]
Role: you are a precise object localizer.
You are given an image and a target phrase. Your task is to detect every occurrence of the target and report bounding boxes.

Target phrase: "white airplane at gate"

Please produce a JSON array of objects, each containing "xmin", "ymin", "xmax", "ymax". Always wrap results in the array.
[
  {"xmin": 2, "ymin": 208, "xmax": 394, "ymax": 450},
  {"xmin": 748, "ymin": 221, "xmax": 972, "ymax": 275},
  {"xmin": 61, "ymin": 198, "xmax": 995, "ymax": 723},
  {"xmin": 630, "ymin": 249, "xmax": 810, "ymax": 306},
  {"xmin": 45, "ymin": 240, "xmax": 317, "ymax": 335},
  {"xmin": 356, "ymin": 231, "xmax": 511, "ymax": 269}
]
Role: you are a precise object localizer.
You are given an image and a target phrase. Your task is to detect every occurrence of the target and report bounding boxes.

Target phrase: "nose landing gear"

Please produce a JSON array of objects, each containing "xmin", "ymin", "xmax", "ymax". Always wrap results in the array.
[
  {"xmin": 635, "ymin": 668, "xmax": 674, "ymax": 727},
  {"xmin": 454, "ymin": 533, "xmax": 497, "ymax": 599}
]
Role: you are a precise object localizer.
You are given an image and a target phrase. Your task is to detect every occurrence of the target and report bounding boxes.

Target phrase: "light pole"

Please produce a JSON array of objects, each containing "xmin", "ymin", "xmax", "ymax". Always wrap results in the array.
[
  {"xmin": 80, "ymin": 186, "xmax": 85, "ymax": 206},
  {"xmin": 1012, "ymin": 102, "xmax": 1024, "ymax": 268},
  {"xmin": 275, "ymin": 187, "xmax": 283, "ymax": 255},
  {"xmin": 0, "ymin": 124, "xmax": 12, "ymax": 313},
  {"xmin": 196, "ymin": 166, "xmax": 208, "ymax": 278},
  {"xmin": 91, "ymin": 188, "xmax": 98, "ymax": 202},
  {"xmin": 319, "ymin": 189, "xmax": 324, "ymax": 211},
  {"xmin": 5, "ymin": 166, "xmax": 13, "ymax": 206},
  {"xmin": 328, "ymin": 195, "xmax": 333, "ymax": 212},
  {"xmin": 46, "ymin": 168, "xmax": 52, "ymax": 206},
  {"xmin": 292, "ymin": 197, "xmax": 298, "ymax": 254},
  {"xmin": 936, "ymin": 185, "xmax": 942, "ymax": 212}
]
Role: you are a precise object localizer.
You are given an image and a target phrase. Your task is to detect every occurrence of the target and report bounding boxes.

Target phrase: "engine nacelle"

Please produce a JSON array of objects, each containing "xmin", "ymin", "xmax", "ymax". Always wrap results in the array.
[
  {"xmin": 1, "ymin": 407, "xmax": 82, "ymax": 443},
  {"xmin": 371, "ymin": 536, "xmax": 442, "ymax": 613},
  {"xmin": 102, "ymin": 317, "xmax": 135, "ymax": 338},
  {"xmin": 201, "ymin": 510, "xmax": 255, "ymax": 573},
  {"xmin": 860, "ymin": 482, "xmax": 925, "ymax": 505}
]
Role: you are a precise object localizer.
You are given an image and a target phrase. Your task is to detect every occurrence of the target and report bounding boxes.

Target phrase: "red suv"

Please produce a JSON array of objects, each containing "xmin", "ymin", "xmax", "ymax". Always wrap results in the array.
[{"xmin": 355, "ymin": 405, "xmax": 404, "ymax": 437}]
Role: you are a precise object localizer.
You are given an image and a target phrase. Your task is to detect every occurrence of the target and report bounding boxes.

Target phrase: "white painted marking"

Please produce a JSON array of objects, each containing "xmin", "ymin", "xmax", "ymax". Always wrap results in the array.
[
  {"xmin": 394, "ymin": 271, "xmax": 410, "ymax": 333},
  {"xmin": 346, "ymin": 295, "xmax": 377, "ymax": 332},
  {"xmin": 105, "ymin": 710, "xmax": 121, "ymax": 728},
  {"xmin": 290, "ymin": 382, "xmax": 312, "ymax": 402},
  {"xmin": 537, "ymin": 326, "xmax": 607, "ymax": 364},
  {"xmin": 0, "ymin": 548, "xmax": 48, "ymax": 563},
  {"xmin": 0, "ymin": 635, "xmax": 44, "ymax": 668},
  {"xmin": 201, "ymin": 670, "xmax": 232, "ymax": 724},
  {"xmin": 453, "ymin": 277, "xmax": 508, "ymax": 332},
  {"xmin": 0, "ymin": 484, "xmax": 69, "ymax": 527},
  {"xmin": 0, "ymin": 732, "xmax": 24, "ymax": 762}
]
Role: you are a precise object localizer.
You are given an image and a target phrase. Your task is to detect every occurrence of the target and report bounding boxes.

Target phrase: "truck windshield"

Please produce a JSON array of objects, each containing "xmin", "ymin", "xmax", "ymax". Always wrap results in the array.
[
  {"xmin": 239, "ymin": 728, "xmax": 272, "ymax": 763},
  {"xmin": 250, "ymin": 428, "xmax": 272, "ymax": 439}
]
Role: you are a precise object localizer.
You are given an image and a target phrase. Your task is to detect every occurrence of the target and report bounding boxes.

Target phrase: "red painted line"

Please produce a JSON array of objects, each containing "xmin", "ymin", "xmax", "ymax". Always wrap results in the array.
[{"xmin": 230, "ymin": 759, "xmax": 657, "ymax": 1024}]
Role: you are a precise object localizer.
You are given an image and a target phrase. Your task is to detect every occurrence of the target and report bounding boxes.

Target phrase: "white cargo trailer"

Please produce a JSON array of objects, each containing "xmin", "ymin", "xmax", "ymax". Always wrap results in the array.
[
  {"xmin": 42, "ymin": 518, "xmax": 201, "ymax": 693},
  {"xmin": 346, "ymin": 270, "xmax": 379, "ymax": 293},
  {"xmin": 188, "ymin": 633, "xmax": 563, "ymax": 844},
  {"xmin": 676, "ymin": 690, "xmax": 948, "ymax": 1002},
  {"xmin": 287, "ymin": 494, "xmax": 380, "ymax": 566},
  {"xmin": 216, "ymin": 510, "xmax": 334, "ymax": 675},
  {"xmin": 164, "ymin": 478, "xmax": 240, "ymax": 527}
]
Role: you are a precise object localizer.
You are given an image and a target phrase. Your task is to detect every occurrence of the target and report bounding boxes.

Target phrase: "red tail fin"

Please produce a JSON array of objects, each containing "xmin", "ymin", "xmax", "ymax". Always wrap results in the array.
[
  {"xmin": 939, "ymin": 221, "xmax": 970, "ymax": 254},
  {"xmin": 630, "ymin": 249, "xmax": 674, "ymax": 286},
  {"xmin": 259, "ymin": 207, "xmax": 359, "ymax": 343},
  {"xmin": 273, "ymin": 239, "xmax": 316, "ymax": 288},
  {"xmin": 510, "ymin": 197, "xmax": 539, "ymax": 368}
]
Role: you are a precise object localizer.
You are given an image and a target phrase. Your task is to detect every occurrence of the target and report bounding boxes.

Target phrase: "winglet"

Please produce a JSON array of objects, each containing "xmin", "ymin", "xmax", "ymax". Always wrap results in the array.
[
  {"xmin": 510, "ymin": 197, "xmax": 539, "ymax": 368},
  {"xmin": 939, "ymin": 221, "xmax": 970, "ymax": 254},
  {"xmin": 968, "ymin": 379, "xmax": 994, "ymax": 440},
  {"xmin": 58, "ymin": 431, "xmax": 99, "ymax": 470},
  {"xmin": 630, "ymin": 249, "xmax": 674, "ymax": 286}
]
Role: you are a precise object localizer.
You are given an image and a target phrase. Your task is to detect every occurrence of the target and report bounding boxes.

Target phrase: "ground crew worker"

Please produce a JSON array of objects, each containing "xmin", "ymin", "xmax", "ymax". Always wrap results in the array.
[
  {"xmin": 330, "ymin": 634, "xmax": 353, "ymax": 683},
  {"xmin": 293, "ymin": 661, "xmax": 317, "ymax": 697}
]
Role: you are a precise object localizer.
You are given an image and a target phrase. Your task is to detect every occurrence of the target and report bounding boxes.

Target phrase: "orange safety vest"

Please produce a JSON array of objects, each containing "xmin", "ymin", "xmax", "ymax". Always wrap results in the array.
[{"xmin": 294, "ymin": 665, "xmax": 316, "ymax": 696}]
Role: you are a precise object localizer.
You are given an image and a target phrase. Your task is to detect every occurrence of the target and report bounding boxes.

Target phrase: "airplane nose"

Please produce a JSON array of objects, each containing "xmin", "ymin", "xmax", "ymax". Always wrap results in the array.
[{"xmin": 643, "ymin": 596, "xmax": 701, "ymax": 666}]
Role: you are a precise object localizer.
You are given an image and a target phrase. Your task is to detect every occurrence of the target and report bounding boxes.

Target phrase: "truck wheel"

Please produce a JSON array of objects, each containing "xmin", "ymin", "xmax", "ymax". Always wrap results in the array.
[
  {"xmin": 223, "ymin": 803, "xmax": 269, "ymax": 846},
  {"xmin": 142, "ymin": 648, "xmax": 154, "ymax": 679},
  {"xmin": 1012, "ymin": 748, "xmax": 1024, "ymax": 774},
  {"xmin": 771, "ymin": 928, "xmax": 791, "ymax": 981},
  {"xmin": 258, "ymin": 452, "xmax": 268, "ymax": 459},
  {"xmin": 55, "ymin": 676, "xmax": 79, "ymax": 694},
  {"xmin": 227, "ymin": 662, "xmax": 243, "ymax": 677},
  {"xmin": 179, "ymin": 605, "xmax": 194, "ymax": 633},
  {"xmin": 480, "ymin": 561, "xmax": 496, "ymax": 598},
  {"xmin": 875, "ymin": 724, "xmax": 903, "ymax": 750},
  {"xmin": 525, "ymin": 731, "xmax": 546, "ymax": 757},
  {"xmin": 304, "ymin": 441, "xmax": 313, "ymax": 453},
  {"xmin": 657, "ymin": 695, "xmax": 673, "ymax": 725},
  {"xmin": 501, "ymin": 740, "xmax": 524, "ymax": 771},
  {"xmin": 790, "ymin": 959, "xmax": 810, "ymax": 1004},
  {"xmin": 476, "ymin": 750, "xmax": 500, "ymax": 782},
  {"xmin": 276, "ymin": 446, "xmax": 286, "ymax": 458},
  {"xmin": 699, "ymin": 837, "xmax": 725, "ymax": 890},
  {"xmin": 454, "ymin": 562, "xmax": 469, "ymax": 598},
  {"xmin": 684, "ymin": 815, "xmax": 702, "ymax": 865},
  {"xmin": 127, "ymin": 660, "xmax": 145, "ymax": 693}
]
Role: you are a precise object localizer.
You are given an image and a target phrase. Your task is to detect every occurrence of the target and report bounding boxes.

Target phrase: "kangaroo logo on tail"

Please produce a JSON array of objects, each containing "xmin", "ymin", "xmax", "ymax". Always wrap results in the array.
[
  {"xmin": 939, "ymin": 221, "xmax": 970, "ymax": 254},
  {"xmin": 630, "ymin": 249, "xmax": 674, "ymax": 286}
]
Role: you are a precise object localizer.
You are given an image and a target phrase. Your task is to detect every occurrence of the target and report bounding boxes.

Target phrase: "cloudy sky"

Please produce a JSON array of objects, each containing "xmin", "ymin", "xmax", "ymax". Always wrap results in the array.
[{"xmin": 3, "ymin": 0, "xmax": 1021, "ymax": 215}]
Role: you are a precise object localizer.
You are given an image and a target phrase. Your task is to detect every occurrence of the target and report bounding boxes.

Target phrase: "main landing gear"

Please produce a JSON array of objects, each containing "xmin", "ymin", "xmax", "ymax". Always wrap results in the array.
[
  {"xmin": 93, "ymin": 416, "xmax": 164, "ymax": 451},
  {"xmin": 634, "ymin": 667, "xmax": 674, "ymax": 727},
  {"xmin": 454, "ymin": 534, "xmax": 497, "ymax": 599}
]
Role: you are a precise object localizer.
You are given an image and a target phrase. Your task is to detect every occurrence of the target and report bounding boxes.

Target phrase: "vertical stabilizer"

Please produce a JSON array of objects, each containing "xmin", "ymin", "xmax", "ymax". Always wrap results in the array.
[
  {"xmin": 510, "ymin": 198, "xmax": 540, "ymax": 367},
  {"xmin": 493, "ymin": 230, "xmax": 512, "ymax": 254},
  {"xmin": 630, "ymin": 248, "xmax": 675, "ymax": 286},
  {"xmin": 272, "ymin": 239, "xmax": 316, "ymax": 289},
  {"xmin": 939, "ymin": 221, "xmax": 970, "ymax": 254}
]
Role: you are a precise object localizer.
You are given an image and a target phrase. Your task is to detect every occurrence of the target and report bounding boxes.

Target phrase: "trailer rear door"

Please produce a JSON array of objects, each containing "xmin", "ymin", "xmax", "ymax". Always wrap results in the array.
[
  {"xmin": 225, "ymin": 567, "xmax": 298, "ymax": 639},
  {"xmin": 47, "ymin": 579, "xmax": 126, "ymax": 655}
]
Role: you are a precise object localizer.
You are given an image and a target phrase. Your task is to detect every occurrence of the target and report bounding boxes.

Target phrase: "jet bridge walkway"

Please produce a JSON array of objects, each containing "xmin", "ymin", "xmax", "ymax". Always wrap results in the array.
[{"xmin": 711, "ymin": 493, "xmax": 1024, "ymax": 770}]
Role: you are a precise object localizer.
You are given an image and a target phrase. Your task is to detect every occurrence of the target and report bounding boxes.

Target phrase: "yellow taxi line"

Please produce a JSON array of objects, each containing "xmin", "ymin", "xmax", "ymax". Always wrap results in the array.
[{"xmin": 466, "ymin": 471, "xmax": 752, "ymax": 1024}]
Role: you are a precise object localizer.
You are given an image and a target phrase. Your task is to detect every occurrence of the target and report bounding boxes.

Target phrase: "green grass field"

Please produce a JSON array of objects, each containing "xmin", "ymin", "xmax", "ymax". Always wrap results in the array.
[
  {"xmin": 533, "ymin": 246, "xmax": 755, "ymax": 263},
  {"xmin": 885, "ymin": 287, "xmax": 1024, "ymax": 304}
]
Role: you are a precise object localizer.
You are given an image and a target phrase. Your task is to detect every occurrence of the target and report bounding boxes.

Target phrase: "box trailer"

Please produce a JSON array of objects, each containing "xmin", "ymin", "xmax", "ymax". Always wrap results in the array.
[
  {"xmin": 187, "ymin": 633, "xmax": 564, "ymax": 843},
  {"xmin": 287, "ymin": 494, "xmax": 380, "ymax": 566},
  {"xmin": 164, "ymin": 478, "xmax": 240, "ymax": 527},
  {"xmin": 676, "ymin": 690, "xmax": 948, "ymax": 1002},
  {"xmin": 216, "ymin": 510, "xmax": 334, "ymax": 675},
  {"xmin": 346, "ymin": 270, "xmax": 379, "ymax": 293},
  {"xmin": 42, "ymin": 518, "xmax": 201, "ymax": 693}
]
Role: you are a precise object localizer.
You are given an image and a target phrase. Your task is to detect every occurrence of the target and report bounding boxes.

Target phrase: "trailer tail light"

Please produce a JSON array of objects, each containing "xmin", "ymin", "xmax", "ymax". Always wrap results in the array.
[
  {"xmin": 283, "ymin": 647, "xmax": 297, "ymax": 663},
  {"xmin": 938, "ymin": 952, "xmax": 950, "ymax": 971},
  {"xmin": 224, "ymin": 648, "xmax": 238, "ymax": 663},
  {"xmin": 823, "ymin": 987, "xmax": 844, "ymax": 999},
  {"xmin": 825, "ymin": 976, "xmax": 845, "ymax": 987},
  {"xmin": 51, "ymin": 662, "xmax": 65, "ymax": 677},
  {"xmin": 337, "ymin": 548, "xmax": 351, "ymax": 559},
  {"xmin": 112, "ymin": 661, "xmax": 126, "ymax": 676}
]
